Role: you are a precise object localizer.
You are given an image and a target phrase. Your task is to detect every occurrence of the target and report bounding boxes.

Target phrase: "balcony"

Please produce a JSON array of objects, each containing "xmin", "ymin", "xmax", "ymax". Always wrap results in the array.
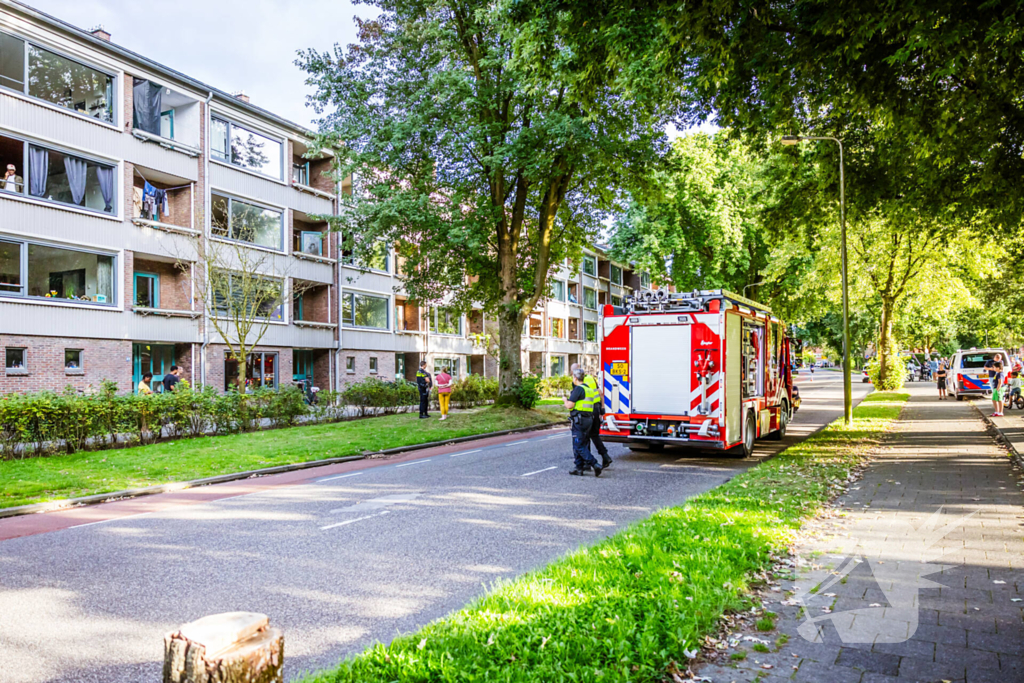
[
  {"xmin": 292, "ymin": 211, "xmax": 334, "ymax": 264},
  {"xmin": 292, "ymin": 281, "xmax": 336, "ymax": 330},
  {"xmin": 131, "ymin": 167, "xmax": 198, "ymax": 236},
  {"xmin": 291, "ymin": 139, "xmax": 336, "ymax": 198},
  {"xmin": 395, "ymin": 297, "xmax": 424, "ymax": 333},
  {"xmin": 130, "ymin": 78, "xmax": 202, "ymax": 155},
  {"xmin": 131, "ymin": 255, "xmax": 197, "ymax": 318}
]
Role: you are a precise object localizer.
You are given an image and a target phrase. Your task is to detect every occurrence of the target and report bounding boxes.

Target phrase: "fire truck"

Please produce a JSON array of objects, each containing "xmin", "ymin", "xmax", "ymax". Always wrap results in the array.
[{"xmin": 598, "ymin": 289, "xmax": 796, "ymax": 458}]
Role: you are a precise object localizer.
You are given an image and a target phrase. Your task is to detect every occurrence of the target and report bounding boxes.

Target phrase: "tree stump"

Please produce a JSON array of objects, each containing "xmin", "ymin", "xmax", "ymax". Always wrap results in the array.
[{"xmin": 163, "ymin": 612, "xmax": 284, "ymax": 683}]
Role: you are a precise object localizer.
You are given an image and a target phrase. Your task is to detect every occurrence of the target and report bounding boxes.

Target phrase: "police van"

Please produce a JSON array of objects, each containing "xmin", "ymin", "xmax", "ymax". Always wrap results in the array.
[{"xmin": 947, "ymin": 347, "xmax": 1011, "ymax": 400}]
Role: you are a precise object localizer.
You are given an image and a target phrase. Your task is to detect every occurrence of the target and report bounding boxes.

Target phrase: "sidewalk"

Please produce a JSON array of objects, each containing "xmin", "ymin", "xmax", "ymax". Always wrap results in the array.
[{"xmin": 697, "ymin": 385, "xmax": 1024, "ymax": 683}]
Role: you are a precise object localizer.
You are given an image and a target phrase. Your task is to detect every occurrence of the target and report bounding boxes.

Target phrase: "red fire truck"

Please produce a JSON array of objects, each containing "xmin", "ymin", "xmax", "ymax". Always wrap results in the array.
[{"xmin": 598, "ymin": 289, "xmax": 796, "ymax": 458}]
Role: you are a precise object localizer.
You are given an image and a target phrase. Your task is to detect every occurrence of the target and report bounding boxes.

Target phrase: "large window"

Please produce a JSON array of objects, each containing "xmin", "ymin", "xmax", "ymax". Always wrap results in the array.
[
  {"xmin": 582, "ymin": 255, "xmax": 597, "ymax": 276},
  {"xmin": 550, "ymin": 318, "xmax": 565, "ymax": 338},
  {"xmin": 342, "ymin": 291, "xmax": 389, "ymax": 329},
  {"xmin": 213, "ymin": 271, "xmax": 283, "ymax": 321},
  {"xmin": 0, "ymin": 238, "xmax": 115, "ymax": 304},
  {"xmin": 211, "ymin": 193, "xmax": 283, "ymax": 250},
  {"xmin": 341, "ymin": 234, "xmax": 390, "ymax": 272},
  {"xmin": 640, "ymin": 272, "xmax": 651, "ymax": 289},
  {"xmin": 550, "ymin": 279, "xmax": 566, "ymax": 302},
  {"xmin": 583, "ymin": 287, "xmax": 597, "ymax": 310},
  {"xmin": 434, "ymin": 357, "xmax": 460, "ymax": 376},
  {"xmin": 225, "ymin": 352, "xmax": 278, "ymax": 391},
  {"xmin": 585, "ymin": 321, "xmax": 597, "ymax": 342},
  {"xmin": 0, "ymin": 133, "xmax": 116, "ymax": 214},
  {"xmin": 610, "ymin": 264, "xmax": 622, "ymax": 285},
  {"xmin": 0, "ymin": 31, "xmax": 114, "ymax": 123},
  {"xmin": 430, "ymin": 307, "xmax": 462, "ymax": 335},
  {"xmin": 211, "ymin": 117, "xmax": 283, "ymax": 179},
  {"xmin": 550, "ymin": 356, "xmax": 566, "ymax": 377}
]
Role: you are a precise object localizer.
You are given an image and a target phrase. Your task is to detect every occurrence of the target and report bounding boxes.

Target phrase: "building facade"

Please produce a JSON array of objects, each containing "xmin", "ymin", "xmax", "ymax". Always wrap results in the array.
[{"xmin": 0, "ymin": 3, "xmax": 650, "ymax": 395}]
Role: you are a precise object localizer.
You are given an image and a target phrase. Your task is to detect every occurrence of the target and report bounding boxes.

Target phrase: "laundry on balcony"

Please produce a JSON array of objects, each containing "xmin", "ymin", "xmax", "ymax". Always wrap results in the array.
[{"xmin": 142, "ymin": 181, "xmax": 169, "ymax": 218}]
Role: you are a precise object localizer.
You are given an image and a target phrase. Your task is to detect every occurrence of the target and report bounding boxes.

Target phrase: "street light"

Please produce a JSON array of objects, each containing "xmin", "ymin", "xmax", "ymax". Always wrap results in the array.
[{"xmin": 782, "ymin": 134, "xmax": 852, "ymax": 425}]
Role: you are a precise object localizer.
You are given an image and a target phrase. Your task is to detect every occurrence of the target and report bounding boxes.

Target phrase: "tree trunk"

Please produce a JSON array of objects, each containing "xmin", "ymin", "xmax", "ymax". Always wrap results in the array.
[
  {"xmin": 497, "ymin": 306, "xmax": 523, "ymax": 400},
  {"xmin": 878, "ymin": 297, "xmax": 895, "ymax": 385}
]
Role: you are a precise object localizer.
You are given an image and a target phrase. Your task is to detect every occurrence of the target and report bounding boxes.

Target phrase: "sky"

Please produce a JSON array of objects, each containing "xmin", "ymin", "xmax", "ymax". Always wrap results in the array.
[{"xmin": 26, "ymin": 0, "xmax": 368, "ymax": 130}]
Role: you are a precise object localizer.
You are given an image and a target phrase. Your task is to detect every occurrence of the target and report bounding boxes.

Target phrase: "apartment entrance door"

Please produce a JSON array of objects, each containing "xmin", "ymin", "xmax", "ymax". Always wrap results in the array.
[{"xmin": 133, "ymin": 343, "xmax": 175, "ymax": 392}]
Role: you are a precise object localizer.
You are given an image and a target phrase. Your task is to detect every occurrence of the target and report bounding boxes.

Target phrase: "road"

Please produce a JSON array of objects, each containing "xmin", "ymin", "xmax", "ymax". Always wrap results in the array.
[{"xmin": 0, "ymin": 372, "xmax": 867, "ymax": 682}]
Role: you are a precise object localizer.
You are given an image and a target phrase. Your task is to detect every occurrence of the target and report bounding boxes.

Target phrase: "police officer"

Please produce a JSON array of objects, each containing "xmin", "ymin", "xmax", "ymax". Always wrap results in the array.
[
  {"xmin": 563, "ymin": 368, "xmax": 601, "ymax": 476},
  {"xmin": 571, "ymin": 362, "xmax": 612, "ymax": 469},
  {"xmin": 416, "ymin": 360, "xmax": 432, "ymax": 419}
]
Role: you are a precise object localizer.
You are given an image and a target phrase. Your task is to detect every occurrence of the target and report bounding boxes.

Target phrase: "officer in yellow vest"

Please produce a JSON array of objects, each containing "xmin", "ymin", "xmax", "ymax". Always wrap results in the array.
[
  {"xmin": 572, "ymin": 362, "xmax": 612, "ymax": 469},
  {"xmin": 563, "ymin": 368, "xmax": 601, "ymax": 476}
]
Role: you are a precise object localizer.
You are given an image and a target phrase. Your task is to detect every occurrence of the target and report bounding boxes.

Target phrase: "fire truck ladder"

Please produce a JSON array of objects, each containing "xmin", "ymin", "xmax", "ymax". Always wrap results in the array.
[{"xmin": 627, "ymin": 289, "xmax": 772, "ymax": 315}]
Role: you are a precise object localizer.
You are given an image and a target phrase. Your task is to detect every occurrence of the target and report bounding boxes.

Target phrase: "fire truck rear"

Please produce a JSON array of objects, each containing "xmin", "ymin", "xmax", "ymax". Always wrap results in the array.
[{"xmin": 599, "ymin": 289, "xmax": 795, "ymax": 458}]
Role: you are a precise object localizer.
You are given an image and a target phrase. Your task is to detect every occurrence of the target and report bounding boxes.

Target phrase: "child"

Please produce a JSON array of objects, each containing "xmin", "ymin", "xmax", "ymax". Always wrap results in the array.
[{"xmin": 1009, "ymin": 371, "xmax": 1022, "ymax": 408}]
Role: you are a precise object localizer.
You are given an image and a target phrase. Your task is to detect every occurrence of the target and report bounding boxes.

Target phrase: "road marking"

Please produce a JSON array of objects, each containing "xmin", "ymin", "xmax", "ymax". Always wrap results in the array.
[
  {"xmin": 396, "ymin": 459, "xmax": 431, "ymax": 468},
  {"xmin": 543, "ymin": 434, "xmax": 567, "ymax": 440},
  {"xmin": 450, "ymin": 449, "xmax": 480, "ymax": 457},
  {"xmin": 68, "ymin": 512, "xmax": 153, "ymax": 530},
  {"xmin": 320, "ymin": 510, "xmax": 390, "ymax": 530},
  {"xmin": 521, "ymin": 466, "xmax": 557, "ymax": 477},
  {"xmin": 318, "ymin": 472, "xmax": 363, "ymax": 482},
  {"xmin": 504, "ymin": 440, "xmax": 528, "ymax": 447}
]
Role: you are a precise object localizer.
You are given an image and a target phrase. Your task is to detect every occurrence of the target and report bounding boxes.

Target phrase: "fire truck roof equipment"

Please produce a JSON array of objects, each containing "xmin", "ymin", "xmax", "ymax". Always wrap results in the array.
[{"xmin": 626, "ymin": 289, "xmax": 773, "ymax": 316}]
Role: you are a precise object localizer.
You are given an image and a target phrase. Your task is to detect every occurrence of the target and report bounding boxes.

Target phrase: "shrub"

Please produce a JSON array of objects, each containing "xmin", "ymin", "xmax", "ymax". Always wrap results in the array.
[
  {"xmin": 538, "ymin": 374, "xmax": 573, "ymax": 398},
  {"xmin": 341, "ymin": 377, "xmax": 419, "ymax": 417},
  {"xmin": 866, "ymin": 339, "xmax": 905, "ymax": 391},
  {"xmin": 267, "ymin": 386, "xmax": 309, "ymax": 427}
]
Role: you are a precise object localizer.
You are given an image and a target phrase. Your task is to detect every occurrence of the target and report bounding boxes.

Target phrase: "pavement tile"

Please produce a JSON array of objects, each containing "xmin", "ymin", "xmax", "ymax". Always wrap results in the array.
[
  {"xmin": 966, "ymin": 629, "xmax": 1023, "ymax": 654},
  {"xmin": 872, "ymin": 638, "xmax": 936, "ymax": 661},
  {"xmin": 794, "ymin": 660, "xmax": 863, "ymax": 683},
  {"xmin": 934, "ymin": 645, "xmax": 1001, "ymax": 672},
  {"xmin": 897, "ymin": 655, "xmax": 966, "ymax": 682},
  {"xmin": 836, "ymin": 647, "xmax": 900, "ymax": 676}
]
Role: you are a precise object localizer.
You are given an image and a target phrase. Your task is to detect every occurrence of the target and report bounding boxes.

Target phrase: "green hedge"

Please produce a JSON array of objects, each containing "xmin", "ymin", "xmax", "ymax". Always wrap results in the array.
[
  {"xmin": 430, "ymin": 375, "xmax": 500, "ymax": 409},
  {"xmin": 341, "ymin": 377, "xmax": 420, "ymax": 417}
]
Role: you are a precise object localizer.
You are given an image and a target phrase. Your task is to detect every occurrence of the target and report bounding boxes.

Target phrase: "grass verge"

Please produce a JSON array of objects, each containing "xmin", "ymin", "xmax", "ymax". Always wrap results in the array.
[
  {"xmin": 0, "ymin": 406, "xmax": 565, "ymax": 509},
  {"xmin": 298, "ymin": 392, "xmax": 908, "ymax": 683}
]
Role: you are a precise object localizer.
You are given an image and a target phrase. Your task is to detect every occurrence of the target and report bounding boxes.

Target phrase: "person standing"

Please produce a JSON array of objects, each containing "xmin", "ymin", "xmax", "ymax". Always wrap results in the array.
[
  {"xmin": 571, "ymin": 362, "xmax": 611, "ymax": 468},
  {"xmin": 563, "ymin": 368, "xmax": 601, "ymax": 476},
  {"xmin": 138, "ymin": 372, "xmax": 154, "ymax": 395},
  {"xmin": 436, "ymin": 366, "xmax": 453, "ymax": 420},
  {"xmin": 162, "ymin": 365, "xmax": 182, "ymax": 393},
  {"xmin": 935, "ymin": 360, "xmax": 948, "ymax": 400},
  {"xmin": 985, "ymin": 353, "xmax": 1006, "ymax": 417},
  {"xmin": 416, "ymin": 360, "xmax": 433, "ymax": 419}
]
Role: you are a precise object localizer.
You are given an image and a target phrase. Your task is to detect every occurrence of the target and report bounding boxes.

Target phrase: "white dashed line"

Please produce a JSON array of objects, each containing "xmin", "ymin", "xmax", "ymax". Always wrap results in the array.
[
  {"xmin": 318, "ymin": 472, "xmax": 363, "ymax": 482},
  {"xmin": 504, "ymin": 440, "xmax": 528, "ymax": 447},
  {"xmin": 450, "ymin": 449, "xmax": 480, "ymax": 457},
  {"xmin": 521, "ymin": 466, "xmax": 557, "ymax": 477},
  {"xmin": 67, "ymin": 512, "xmax": 153, "ymax": 530},
  {"xmin": 396, "ymin": 459, "xmax": 431, "ymax": 468},
  {"xmin": 320, "ymin": 510, "xmax": 390, "ymax": 530}
]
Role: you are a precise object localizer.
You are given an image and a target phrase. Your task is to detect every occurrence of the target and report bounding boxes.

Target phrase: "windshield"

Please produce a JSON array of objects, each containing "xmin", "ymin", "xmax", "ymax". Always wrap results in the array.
[{"xmin": 960, "ymin": 353, "xmax": 999, "ymax": 369}]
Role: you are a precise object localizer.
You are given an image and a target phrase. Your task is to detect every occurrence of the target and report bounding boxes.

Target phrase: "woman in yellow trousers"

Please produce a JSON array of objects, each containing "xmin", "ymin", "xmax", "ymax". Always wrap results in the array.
[{"xmin": 436, "ymin": 367, "xmax": 453, "ymax": 420}]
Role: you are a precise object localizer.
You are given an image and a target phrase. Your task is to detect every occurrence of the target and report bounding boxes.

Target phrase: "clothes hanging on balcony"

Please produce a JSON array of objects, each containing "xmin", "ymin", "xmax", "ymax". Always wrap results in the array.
[
  {"xmin": 142, "ymin": 181, "xmax": 169, "ymax": 218},
  {"xmin": 133, "ymin": 78, "xmax": 163, "ymax": 135}
]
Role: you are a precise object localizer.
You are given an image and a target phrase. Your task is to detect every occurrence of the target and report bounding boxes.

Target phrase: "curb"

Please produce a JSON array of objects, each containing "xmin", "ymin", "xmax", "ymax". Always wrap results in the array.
[
  {"xmin": 0, "ymin": 420, "xmax": 568, "ymax": 520},
  {"xmin": 970, "ymin": 399, "xmax": 1024, "ymax": 468}
]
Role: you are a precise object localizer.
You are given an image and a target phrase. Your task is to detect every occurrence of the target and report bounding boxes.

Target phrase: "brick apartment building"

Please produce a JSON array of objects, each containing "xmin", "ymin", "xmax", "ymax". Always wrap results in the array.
[{"xmin": 0, "ymin": 1, "xmax": 651, "ymax": 395}]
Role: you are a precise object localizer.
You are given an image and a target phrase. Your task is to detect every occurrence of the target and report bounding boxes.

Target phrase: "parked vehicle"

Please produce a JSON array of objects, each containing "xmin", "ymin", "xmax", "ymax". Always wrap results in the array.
[
  {"xmin": 599, "ymin": 289, "xmax": 795, "ymax": 458},
  {"xmin": 948, "ymin": 348, "xmax": 1012, "ymax": 401},
  {"xmin": 862, "ymin": 365, "xmax": 871, "ymax": 383}
]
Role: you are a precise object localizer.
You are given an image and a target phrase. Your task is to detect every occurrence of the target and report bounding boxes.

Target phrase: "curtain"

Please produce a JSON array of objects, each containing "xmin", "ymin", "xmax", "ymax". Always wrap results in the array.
[
  {"xmin": 96, "ymin": 257, "xmax": 113, "ymax": 302},
  {"xmin": 63, "ymin": 155, "xmax": 88, "ymax": 205},
  {"xmin": 28, "ymin": 146, "xmax": 48, "ymax": 197},
  {"xmin": 96, "ymin": 166, "xmax": 114, "ymax": 212},
  {"xmin": 132, "ymin": 78, "xmax": 162, "ymax": 135}
]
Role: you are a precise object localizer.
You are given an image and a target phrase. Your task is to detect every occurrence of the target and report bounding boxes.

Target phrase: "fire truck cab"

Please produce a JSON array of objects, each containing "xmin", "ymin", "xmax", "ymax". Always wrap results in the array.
[{"xmin": 599, "ymin": 289, "xmax": 795, "ymax": 458}]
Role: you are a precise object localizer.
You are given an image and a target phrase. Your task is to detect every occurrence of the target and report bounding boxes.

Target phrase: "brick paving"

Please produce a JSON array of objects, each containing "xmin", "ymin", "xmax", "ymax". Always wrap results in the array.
[{"xmin": 696, "ymin": 385, "xmax": 1024, "ymax": 683}]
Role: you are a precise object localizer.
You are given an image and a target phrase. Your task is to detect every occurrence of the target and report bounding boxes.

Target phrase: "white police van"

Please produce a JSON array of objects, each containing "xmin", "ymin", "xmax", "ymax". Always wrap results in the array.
[{"xmin": 948, "ymin": 348, "xmax": 1011, "ymax": 401}]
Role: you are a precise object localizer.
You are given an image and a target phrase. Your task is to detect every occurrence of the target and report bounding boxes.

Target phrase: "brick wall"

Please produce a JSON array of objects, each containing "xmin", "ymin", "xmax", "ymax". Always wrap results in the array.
[
  {"xmin": 133, "ymin": 257, "xmax": 192, "ymax": 311},
  {"xmin": 297, "ymin": 283, "xmax": 330, "ymax": 323},
  {"xmin": 309, "ymin": 157, "xmax": 334, "ymax": 193},
  {"xmin": 312, "ymin": 348, "xmax": 331, "ymax": 389},
  {"xmin": 0, "ymin": 335, "xmax": 132, "ymax": 394},
  {"xmin": 339, "ymin": 349, "xmax": 396, "ymax": 386}
]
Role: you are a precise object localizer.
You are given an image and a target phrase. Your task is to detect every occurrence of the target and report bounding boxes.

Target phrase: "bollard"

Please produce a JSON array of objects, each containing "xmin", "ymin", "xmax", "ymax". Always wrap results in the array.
[{"xmin": 163, "ymin": 611, "xmax": 284, "ymax": 683}]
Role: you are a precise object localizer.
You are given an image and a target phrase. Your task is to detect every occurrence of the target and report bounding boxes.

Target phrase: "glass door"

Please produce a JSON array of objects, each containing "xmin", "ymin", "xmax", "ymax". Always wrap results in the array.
[{"xmin": 132, "ymin": 343, "xmax": 175, "ymax": 392}]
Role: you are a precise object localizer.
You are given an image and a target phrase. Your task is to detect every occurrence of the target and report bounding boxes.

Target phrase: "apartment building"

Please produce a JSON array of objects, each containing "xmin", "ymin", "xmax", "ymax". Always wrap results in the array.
[
  {"xmin": 0, "ymin": 2, "xmax": 651, "ymax": 395},
  {"xmin": 0, "ymin": 1, "xmax": 340, "ymax": 394}
]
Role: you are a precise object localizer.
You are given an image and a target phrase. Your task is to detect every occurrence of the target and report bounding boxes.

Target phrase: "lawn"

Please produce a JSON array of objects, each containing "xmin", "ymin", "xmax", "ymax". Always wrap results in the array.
[
  {"xmin": 0, "ymin": 406, "xmax": 566, "ymax": 509},
  {"xmin": 298, "ymin": 391, "xmax": 908, "ymax": 683}
]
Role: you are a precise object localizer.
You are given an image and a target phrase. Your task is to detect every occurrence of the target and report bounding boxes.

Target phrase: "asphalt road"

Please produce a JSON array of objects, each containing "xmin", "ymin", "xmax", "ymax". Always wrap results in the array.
[{"xmin": 0, "ymin": 372, "xmax": 867, "ymax": 682}]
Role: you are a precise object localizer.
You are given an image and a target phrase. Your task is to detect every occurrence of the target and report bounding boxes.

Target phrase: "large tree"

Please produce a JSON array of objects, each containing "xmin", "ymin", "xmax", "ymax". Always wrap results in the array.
[{"xmin": 299, "ymin": 0, "xmax": 666, "ymax": 399}]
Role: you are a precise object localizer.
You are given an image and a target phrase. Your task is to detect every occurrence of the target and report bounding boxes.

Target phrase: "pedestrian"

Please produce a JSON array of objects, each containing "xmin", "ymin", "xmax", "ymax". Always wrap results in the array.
[
  {"xmin": 935, "ymin": 360, "xmax": 948, "ymax": 400},
  {"xmin": 416, "ymin": 360, "xmax": 432, "ymax": 419},
  {"xmin": 985, "ymin": 353, "xmax": 1005, "ymax": 417},
  {"xmin": 436, "ymin": 365, "xmax": 453, "ymax": 420},
  {"xmin": 162, "ymin": 365, "xmax": 182, "ymax": 393},
  {"xmin": 1008, "ymin": 371, "xmax": 1022, "ymax": 407},
  {"xmin": 138, "ymin": 372, "xmax": 154, "ymax": 395},
  {"xmin": 563, "ymin": 368, "xmax": 601, "ymax": 476},
  {"xmin": 571, "ymin": 362, "xmax": 611, "ymax": 469}
]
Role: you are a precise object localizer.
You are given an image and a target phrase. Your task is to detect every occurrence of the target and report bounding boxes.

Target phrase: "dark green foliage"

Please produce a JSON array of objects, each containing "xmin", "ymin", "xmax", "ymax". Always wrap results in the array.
[{"xmin": 340, "ymin": 377, "xmax": 419, "ymax": 417}]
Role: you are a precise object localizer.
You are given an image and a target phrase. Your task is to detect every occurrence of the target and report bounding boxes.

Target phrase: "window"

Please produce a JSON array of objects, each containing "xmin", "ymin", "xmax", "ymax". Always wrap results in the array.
[
  {"xmin": 0, "ymin": 238, "xmax": 115, "ymax": 304},
  {"xmin": 434, "ymin": 357, "xmax": 459, "ymax": 376},
  {"xmin": 211, "ymin": 117, "xmax": 283, "ymax": 179},
  {"xmin": 550, "ymin": 279, "xmax": 566, "ymax": 302},
  {"xmin": 346, "ymin": 356, "xmax": 355, "ymax": 373},
  {"xmin": 340, "ymin": 234, "xmax": 389, "ymax": 272},
  {"xmin": 369, "ymin": 357, "xmax": 378, "ymax": 374},
  {"xmin": 293, "ymin": 291, "xmax": 304, "ymax": 321},
  {"xmin": 0, "ymin": 31, "xmax": 114, "ymax": 123},
  {"xmin": 640, "ymin": 272, "xmax": 651, "ymax": 289},
  {"xmin": 610, "ymin": 264, "xmax": 622, "ymax": 285},
  {"xmin": 64, "ymin": 348, "xmax": 82, "ymax": 370},
  {"xmin": 960, "ymin": 353, "xmax": 999, "ymax": 369},
  {"xmin": 224, "ymin": 352, "xmax": 278, "ymax": 390},
  {"xmin": 5, "ymin": 347, "xmax": 25, "ymax": 370},
  {"xmin": 611, "ymin": 294, "xmax": 622, "ymax": 307},
  {"xmin": 211, "ymin": 193, "xmax": 283, "ymax": 250},
  {"xmin": 430, "ymin": 307, "xmax": 461, "ymax": 335},
  {"xmin": 583, "ymin": 287, "xmax": 597, "ymax": 310},
  {"xmin": 585, "ymin": 321, "xmax": 597, "ymax": 342},
  {"xmin": 395, "ymin": 354, "xmax": 406, "ymax": 380},
  {"xmin": 550, "ymin": 356, "xmax": 566, "ymax": 377},
  {"xmin": 550, "ymin": 318, "xmax": 565, "ymax": 338},
  {"xmin": 213, "ymin": 271, "xmax": 283, "ymax": 321},
  {"xmin": 133, "ymin": 343, "xmax": 174, "ymax": 392},
  {"xmin": 0, "ymin": 133, "xmax": 117, "ymax": 214},
  {"xmin": 292, "ymin": 161, "xmax": 310, "ymax": 186},
  {"xmin": 133, "ymin": 272, "xmax": 159, "ymax": 308},
  {"xmin": 342, "ymin": 291, "xmax": 389, "ymax": 329},
  {"xmin": 567, "ymin": 283, "xmax": 579, "ymax": 304},
  {"xmin": 582, "ymin": 255, "xmax": 597, "ymax": 276}
]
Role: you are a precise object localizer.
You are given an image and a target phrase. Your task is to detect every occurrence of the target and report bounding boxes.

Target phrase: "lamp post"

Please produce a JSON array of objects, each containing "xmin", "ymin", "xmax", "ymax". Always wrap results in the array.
[{"xmin": 781, "ymin": 134, "xmax": 852, "ymax": 424}]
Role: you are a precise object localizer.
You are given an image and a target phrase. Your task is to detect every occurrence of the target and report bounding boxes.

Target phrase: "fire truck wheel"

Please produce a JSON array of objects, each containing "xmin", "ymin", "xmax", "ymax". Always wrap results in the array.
[
  {"xmin": 767, "ymin": 402, "xmax": 789, "ymax": 441},
  {"xmin": 956, "ymin": 394, "xmax": 964, "ymax": 401},
  {"xmin": 728, "ymin": 412, "xmax": 756, "ymax": 458}
]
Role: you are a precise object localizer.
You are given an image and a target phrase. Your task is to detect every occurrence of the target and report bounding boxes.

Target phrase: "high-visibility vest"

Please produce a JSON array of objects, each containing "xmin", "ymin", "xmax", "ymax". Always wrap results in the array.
[{"xmin": 574, "ymin": 383, "xmax": 599, "ymax": 412}]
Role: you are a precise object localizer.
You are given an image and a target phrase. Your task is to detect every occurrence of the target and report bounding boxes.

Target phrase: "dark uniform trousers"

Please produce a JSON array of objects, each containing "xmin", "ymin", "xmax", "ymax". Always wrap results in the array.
[
  {"xmin": 416, "ymin": 370, "xmax": 431, "ymax": 417},
  {"xmin": 571, "ymin": 412, "xmax": 597, "ymax": 470}
]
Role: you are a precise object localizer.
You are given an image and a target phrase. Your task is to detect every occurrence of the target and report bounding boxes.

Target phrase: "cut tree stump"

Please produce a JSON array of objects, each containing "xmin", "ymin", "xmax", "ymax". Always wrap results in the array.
[{"xmin": 163, "ymin": 611, "xmax": 284, "ymax": 683}]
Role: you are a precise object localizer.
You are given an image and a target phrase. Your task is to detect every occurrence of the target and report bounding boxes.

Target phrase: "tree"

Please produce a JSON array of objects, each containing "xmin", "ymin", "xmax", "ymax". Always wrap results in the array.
[{"xmin": 299, "ymin": 0, "xmax": 666, "ymax": 400}]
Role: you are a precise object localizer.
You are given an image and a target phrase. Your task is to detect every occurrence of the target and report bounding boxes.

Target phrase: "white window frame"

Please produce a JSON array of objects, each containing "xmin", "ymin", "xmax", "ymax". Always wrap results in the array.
[
  {"xmin": 550, "ymin": 278, "xmax": 566, "ymax": 302},
  {"xmin": 584, "ymin": 321, "xmax": 598, "ymax": 343},
  {"xmin": 210, "ymin": 115, "xmax": 284, "ymax": 180},
  {"xmin": 583, "ymin": 286, "xmax": 597, "ymax": 310},
  {"xmin": 210, "ymin": 191, "xmax": 285, "ymax": 252},
  {"xmin": 0, "ymin": 236, "xmax": 118, "ymax": 307},
  {"xmin": 341, "ymin": 290, "xmax": 390, "ymax": 330},
  {"xmin": 582, "ymin": 254, "xmax": 597, "ymax": 276}
]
